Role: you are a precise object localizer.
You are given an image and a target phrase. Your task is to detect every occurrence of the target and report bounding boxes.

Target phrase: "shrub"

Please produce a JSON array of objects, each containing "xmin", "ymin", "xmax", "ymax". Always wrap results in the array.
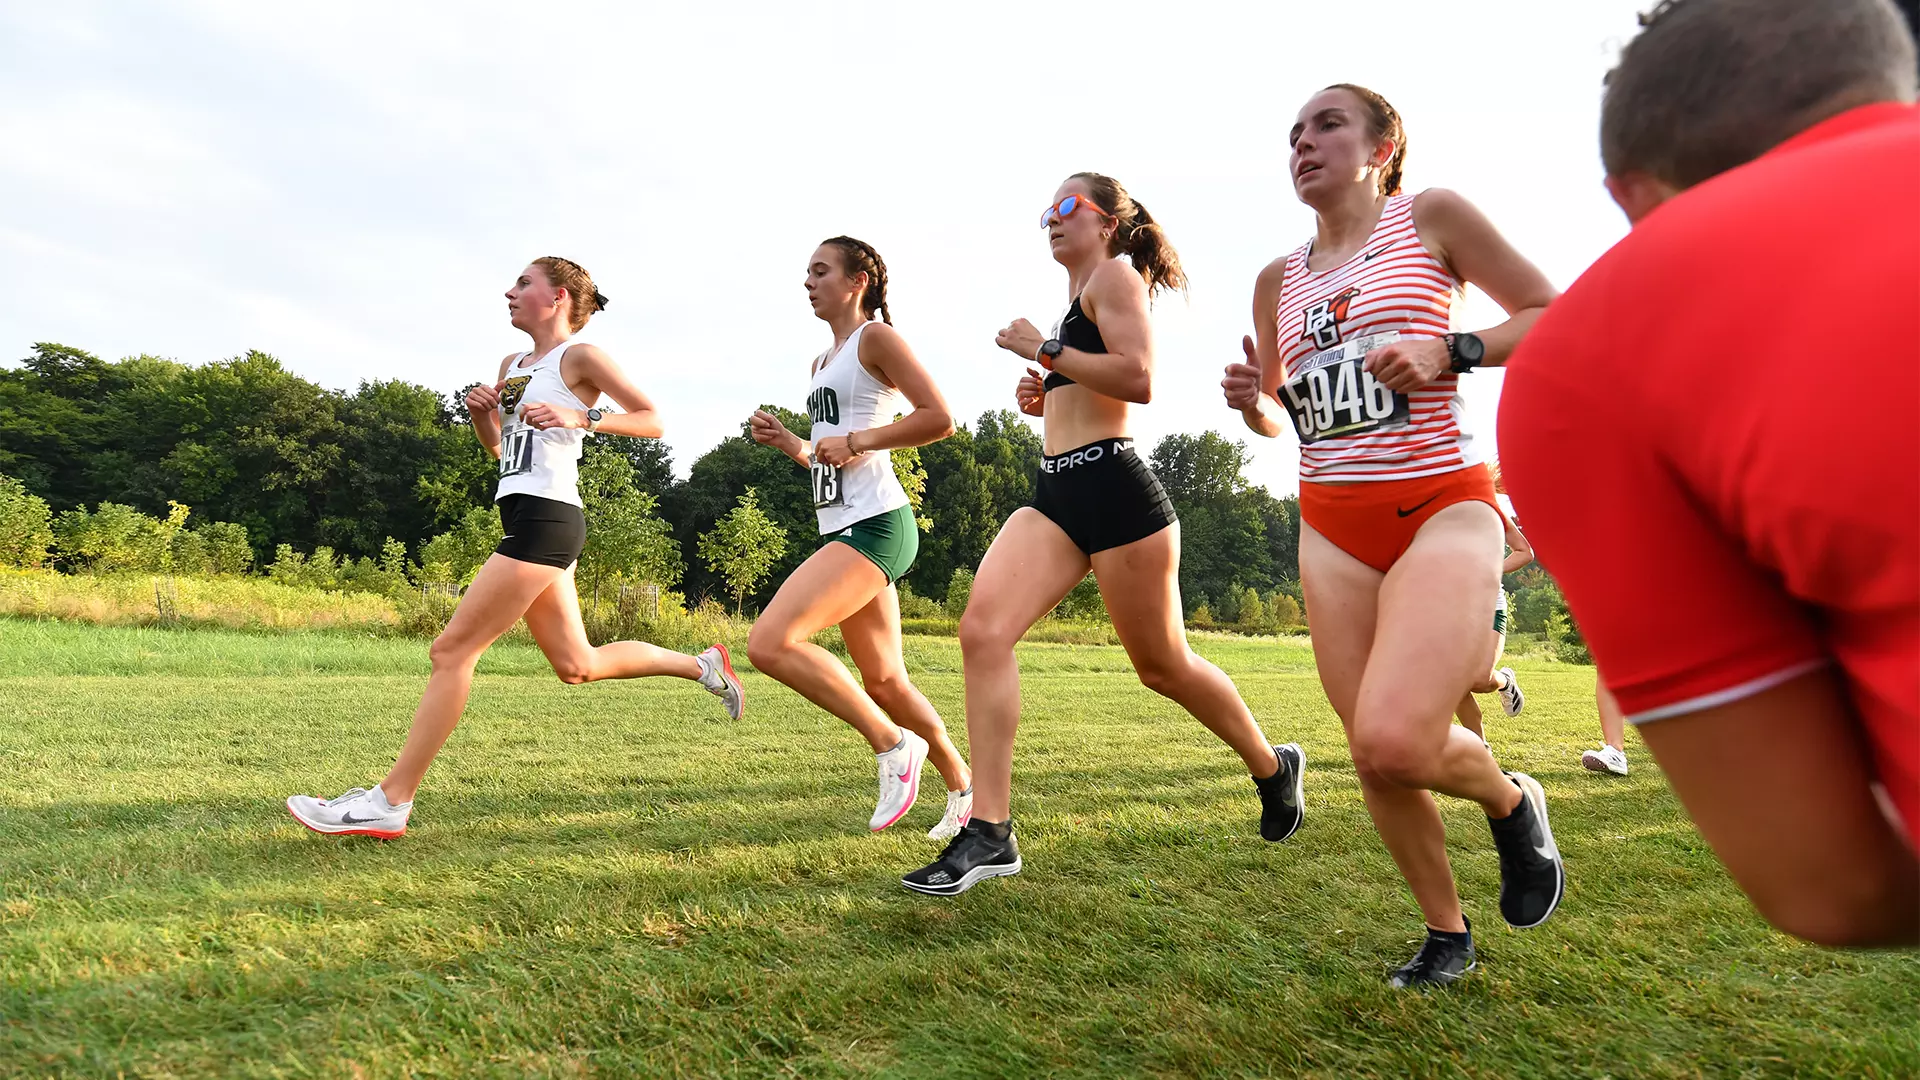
[
  {"xmin": 1054, "ymin": 573, "xmax": 1105, "ymax": 621},
  {"xmin": 945, "ymin": 567, "xmax": 973, "ymax": 619},
  {"xmin": 896, "ymin": 579, "xmax": 945, "ymax": 620},
  {"xmin": 1189, "ymin": 603, "xmax": 1214, "ymax": 628},
  {"xmin": 0, "ymin": 474, "xmax": 53, "ymax": 569}
]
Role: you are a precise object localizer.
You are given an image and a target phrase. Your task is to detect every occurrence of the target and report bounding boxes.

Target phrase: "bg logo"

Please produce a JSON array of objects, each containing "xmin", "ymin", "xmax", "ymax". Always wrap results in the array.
[{"xmin": 1301, "ymin": 287, "xmax": 1362, "ymax": 350}]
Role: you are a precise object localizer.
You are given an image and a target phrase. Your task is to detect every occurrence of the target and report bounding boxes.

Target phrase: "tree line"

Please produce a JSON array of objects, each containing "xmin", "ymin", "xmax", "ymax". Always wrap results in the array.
[{"xmin": 0, "ymin": 341, "xmax": 1579, "ymax": 642}]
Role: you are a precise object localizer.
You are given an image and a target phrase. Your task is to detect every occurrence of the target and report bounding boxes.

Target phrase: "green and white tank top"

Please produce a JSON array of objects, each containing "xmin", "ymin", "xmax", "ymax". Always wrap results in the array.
[{"xmin": 806, "ymin": 322, "xmax": 910, "ymax": 534}]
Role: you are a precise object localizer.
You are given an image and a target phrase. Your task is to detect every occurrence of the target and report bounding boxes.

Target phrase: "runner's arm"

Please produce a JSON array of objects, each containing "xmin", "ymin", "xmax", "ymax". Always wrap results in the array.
[
  {"xmin": 847, "ymin": 322, "xmax": 956, "ymax": 453},
  {"xmin": 552, "ymin": 344, "xmax": 664, "ymax": 438},
  {"xmin": 1230, "ymin": 257, "xmax": 1292, "ymax": 438},
  {"xmin": 1049, "ymin": 261, "xmax": 1155, "ymax": 403},
  {"xmin": 464, "ymin": 353, "xmax": 517, "ymax": 460},
  {"xmin": 1414, "ymin": 188, "xmax": 1559, "ymax": 367},
  {"xmin": 1500, "ymin": 511, "xmax": 1533, "ymax": 574}
]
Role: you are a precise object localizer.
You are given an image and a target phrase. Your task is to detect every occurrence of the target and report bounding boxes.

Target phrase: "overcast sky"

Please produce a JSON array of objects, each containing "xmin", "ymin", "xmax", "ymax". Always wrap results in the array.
[{"xmin": 1, "ymin": 1, "xmax": 1649, "ymax": 495}]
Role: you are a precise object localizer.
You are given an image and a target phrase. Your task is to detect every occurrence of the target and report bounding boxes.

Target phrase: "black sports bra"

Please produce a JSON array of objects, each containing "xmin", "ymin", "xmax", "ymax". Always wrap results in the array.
[{"xmin": 1044, "ymin": 295, "xmax": 1107, "ymax": 390}]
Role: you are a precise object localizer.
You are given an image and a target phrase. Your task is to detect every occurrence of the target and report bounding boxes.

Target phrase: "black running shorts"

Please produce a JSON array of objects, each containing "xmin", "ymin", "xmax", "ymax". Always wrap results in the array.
[
  {"xmin": 495, "ymin": 493, "xmax": 586, "ymax": 569},
  {"xmin": 1031, "ymin": 438, "xmax": 1177, "ymax": 555}
]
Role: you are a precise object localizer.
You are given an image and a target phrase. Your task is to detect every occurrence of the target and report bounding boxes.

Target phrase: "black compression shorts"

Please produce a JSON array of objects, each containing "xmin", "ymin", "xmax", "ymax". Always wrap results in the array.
[
  {"xmin": 495, "ymin": 493, "xmax": 585, "ymax": 569},
  {"xmin": 1031, "ymin": 438, "xmax": 1177, "ymax": 555}
]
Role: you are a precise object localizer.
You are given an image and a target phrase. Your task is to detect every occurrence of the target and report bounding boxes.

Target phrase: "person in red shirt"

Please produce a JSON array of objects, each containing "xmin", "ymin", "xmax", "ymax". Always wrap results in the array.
[{"xmin": 1499, "ymin": 0, "xmax": 1919, "ymax": 946}]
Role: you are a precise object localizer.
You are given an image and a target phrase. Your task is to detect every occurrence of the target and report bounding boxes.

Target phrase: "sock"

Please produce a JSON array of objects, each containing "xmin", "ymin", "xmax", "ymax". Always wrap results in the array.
[
  {"xmin": 974, "ymin": 818, "xmax": 1012, "ymax": 841},
  {"xmin": 877, "ymin": 735, "xmax": 905, "ymax": 758},
  {"xmin": 1489, "ymin": 782, "xmax": 1531, "ymax": 826},
  {"xmin": 1427, "ymin": 917, "xmax": 1472, "ymax": 943},
  {"xmin": 372, "ymin": 785, "xmax": 403, "ymax": 810},
  {"xmin": 952, "ymin": 785, "xmax": 973, "ymax": 797}
]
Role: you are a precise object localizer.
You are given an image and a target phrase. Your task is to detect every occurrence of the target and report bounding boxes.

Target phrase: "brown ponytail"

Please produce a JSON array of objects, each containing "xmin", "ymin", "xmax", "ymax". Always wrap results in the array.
[
  {"xmin": 1067, "ymin": 172, "xmax": 1189, "ymax": 298},
  {"xmin": 1324, "ymin": 84, "xmax": 1408, "ymax": 196},
  {"xmin": 820, "ymin": 236, "xmax": 892, "ymax": 324}
]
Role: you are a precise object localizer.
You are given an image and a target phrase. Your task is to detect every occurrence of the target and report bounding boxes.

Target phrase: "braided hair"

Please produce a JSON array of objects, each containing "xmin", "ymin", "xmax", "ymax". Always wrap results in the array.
[
  {"xmin": 531, "ymin": 256, "xmax": 609, "ymax": 333},
  {"xmin": 820, "ymin": 236, "xmax": 892, "ymax": 324}
]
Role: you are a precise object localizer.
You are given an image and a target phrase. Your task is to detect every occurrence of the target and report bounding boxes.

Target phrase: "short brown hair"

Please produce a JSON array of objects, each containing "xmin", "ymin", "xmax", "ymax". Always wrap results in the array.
[
  {"xmin": 1602, "ymin": 0, "xmax": 1918, "ymax": 189},
  {"xmin": 1066, "ymin": 172, "xmax": 1188, "ymax": 297},
  {"xmin": 531, "ymin": 256, "xmax": 608, "ymax": 334},
  {"xmin": 1323, "ymin": 84, "xmax": 1408, "ymax": 197}
]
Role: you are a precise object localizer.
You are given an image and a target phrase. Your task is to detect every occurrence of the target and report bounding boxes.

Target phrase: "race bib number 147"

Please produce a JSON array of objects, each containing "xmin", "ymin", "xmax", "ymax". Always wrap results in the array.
[{"xmin": 1280, "ymin": 332, "xmax": 1411, "ymax": 444}]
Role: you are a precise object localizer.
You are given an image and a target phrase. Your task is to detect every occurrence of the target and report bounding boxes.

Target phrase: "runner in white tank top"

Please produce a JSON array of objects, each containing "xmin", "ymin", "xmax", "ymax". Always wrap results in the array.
[
  {"xmin": 495, "ymin": 336, "xmax": 596, "ymax": 506},
  {"xmin": 1221, "ymin": 85, "xmax": 1563, "ymax": 988},
  {"xmin": 803, "ymin": 320, "xmax": 911, "ymax": 533},
  {"xmin": 286, "ymin": 257, "xmax": 743, "ymax": 842},
  {"xmin": 746, "ymin": 236, "xmax": 973, "ymax": 839}
]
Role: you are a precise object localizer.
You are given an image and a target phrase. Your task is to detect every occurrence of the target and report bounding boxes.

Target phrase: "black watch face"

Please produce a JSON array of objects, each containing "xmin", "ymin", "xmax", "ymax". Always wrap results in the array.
[
  {"xmin": 1454, "ymin": 334, "xmax": 1484, "ymax": 366},
  {"xmin": 1041, "ymin": 340, "xmax": 1063, "ymax": 358},
  {"xmin": 588, "ymin": 408, "xmax": 604, "ymax": 422}
]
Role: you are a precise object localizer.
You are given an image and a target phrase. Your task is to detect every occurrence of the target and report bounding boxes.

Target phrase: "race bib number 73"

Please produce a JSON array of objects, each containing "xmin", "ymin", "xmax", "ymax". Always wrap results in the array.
[
  {"xmin": 1280, "ymin": 332, "xmax": 1411, "ymax": 444},
  {"xmin": 810, "ymin": 458, "xmax": 844, "ymax": 509}
]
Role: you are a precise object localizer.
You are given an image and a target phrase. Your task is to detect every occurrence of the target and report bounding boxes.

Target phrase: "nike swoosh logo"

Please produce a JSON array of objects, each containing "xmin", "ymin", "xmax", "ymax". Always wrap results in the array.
[
  {"xmin": 1363, "ymin": 246, "xmax": 1390, "ymax": 261},
  {"xmin": 1396, "ymin": 494, "xmax": 1440, "ymax": 518},
  {"xmin": 1535, "ymin": 843, "xmax": 1558, "ymax": 861},
  {"xmin": 897, "ymin": 773, "xmax": 912, "ymax": 783},
  {"xmin": 340, "ymin": 812, "xmax": 385, "ymax": 824}
]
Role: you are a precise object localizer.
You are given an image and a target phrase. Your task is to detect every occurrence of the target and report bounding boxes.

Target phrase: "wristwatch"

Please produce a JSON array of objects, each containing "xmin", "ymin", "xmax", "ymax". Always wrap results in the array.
[
  {"xmin": 1444, "ymin": 332, "xmax": 1485, "ymax": 374},
  {"xmin": 585, "ymin": 407, "xmax": 605, "ymax": 432},
  {"xmin": 1036, "ymin": 338, "xmax": 1065, "ymax": 370}
]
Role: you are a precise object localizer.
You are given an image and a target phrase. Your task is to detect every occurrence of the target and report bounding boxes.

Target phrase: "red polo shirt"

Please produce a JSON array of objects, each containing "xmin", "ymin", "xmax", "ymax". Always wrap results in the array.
[{"xmin": 1499, "ymin": 103, "xmax": 1920, "ymax": 840}]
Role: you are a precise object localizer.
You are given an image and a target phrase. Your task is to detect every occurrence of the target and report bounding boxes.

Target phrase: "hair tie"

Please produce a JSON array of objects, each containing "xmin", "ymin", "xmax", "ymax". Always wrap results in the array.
[{"xmin": 593, "ymin": 291, "xmax": 609, "ymax": 310}]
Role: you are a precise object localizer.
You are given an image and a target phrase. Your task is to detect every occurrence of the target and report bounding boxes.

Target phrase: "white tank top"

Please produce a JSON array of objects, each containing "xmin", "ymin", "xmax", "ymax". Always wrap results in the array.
[
  {"xmin": 1273, "ymin": 193, "xmax": 1482, "ymax": 483},
  {"xmin": 806, "ymin": 322, "xmax": 910, "ymax": 534},
  {"xmin": 495, "ymin": 339, "xmax": 593, "ymax": 506}
]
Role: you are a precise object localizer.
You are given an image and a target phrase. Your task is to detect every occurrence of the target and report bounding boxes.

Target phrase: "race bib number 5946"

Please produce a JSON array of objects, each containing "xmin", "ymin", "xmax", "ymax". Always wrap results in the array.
[{"xmin": 1280, "ymin": 332, "xmax": 1411, "ymax": 444}]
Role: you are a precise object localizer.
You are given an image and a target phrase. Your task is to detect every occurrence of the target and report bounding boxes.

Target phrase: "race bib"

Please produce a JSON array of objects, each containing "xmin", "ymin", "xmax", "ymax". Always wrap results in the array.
[
  {"xmin": 1280, "ymin": 332, "xmax": 1411, "ymax": 444},
  {"xmin": 499, "ymin": 423, "xmax": 534, "ymax": 479},
  {"xmin": 810, "ymin": 458, "xmax": 844, "ymax": 509}
]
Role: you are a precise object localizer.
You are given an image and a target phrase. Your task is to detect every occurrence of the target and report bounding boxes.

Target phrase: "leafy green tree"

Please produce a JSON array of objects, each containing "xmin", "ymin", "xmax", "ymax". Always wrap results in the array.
[
  {"xmin": 0, "ymin": 473, "xmax": 53, "ymax": 568},
  {"xmin": 417, "ymin": 506, "xmax": 505, "ymax": 586},
  {"xmin": 670, "ymin": 409, "xmax": 814, "ymax": 607},
  {"xmin": 578, "ymin": 440, "xmax": 683, "ymax": 599},
  {"xmin": 945, "ymin": 566, "xmax": 974, "ymax": 618},
  {"xmin": 698, "ymin": 487, "xmax": 788, "ymax": 614},
  {"xmin": 1151, "ymin": 432, "xmax": 1275, "ymax": 613}
]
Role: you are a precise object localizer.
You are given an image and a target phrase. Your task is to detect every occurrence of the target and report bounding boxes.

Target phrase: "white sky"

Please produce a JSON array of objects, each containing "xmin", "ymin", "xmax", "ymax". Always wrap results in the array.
[{"xmin": 1, "ymin": 0, "xmax": 1648, "ymax": 495}]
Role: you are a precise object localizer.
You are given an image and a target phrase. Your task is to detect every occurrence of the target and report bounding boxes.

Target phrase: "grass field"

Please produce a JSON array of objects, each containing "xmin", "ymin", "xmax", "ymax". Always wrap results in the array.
[{"xmin": 2, "ymin": 619, "xmax": 1915, "ymax": 1079}]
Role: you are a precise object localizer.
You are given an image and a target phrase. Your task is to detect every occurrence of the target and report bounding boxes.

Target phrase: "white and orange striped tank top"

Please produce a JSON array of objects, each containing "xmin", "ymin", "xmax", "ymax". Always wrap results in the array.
[{"xmin": 1273, "ymin": 192, "xmax": 1481, "ymax": 483}]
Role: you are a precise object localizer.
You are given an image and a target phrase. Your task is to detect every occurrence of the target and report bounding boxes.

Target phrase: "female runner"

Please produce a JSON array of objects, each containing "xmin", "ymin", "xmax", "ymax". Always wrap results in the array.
[
  {"xmin": 287, "ymin": 257, "xmax": 742, "ymax": 838},
  {"xmin": 903, "ymin": 174, "xmax": 1307, "ymax": 897},
  {"xmin": 1455, "ymin": 503, "xmax": 1531, "ymax": 743},
  {"xmin": 1221, "ymin": 86, "xmax": 1564, "ymax": 987},
  {"xmin": 746, "ymin": 237, "xmax": 973, "ymax": 838}
]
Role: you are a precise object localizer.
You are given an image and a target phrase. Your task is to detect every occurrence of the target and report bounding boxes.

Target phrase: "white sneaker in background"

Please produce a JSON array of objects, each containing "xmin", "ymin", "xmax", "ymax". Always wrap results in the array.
[
  {"xmin": 928, "ymin": 787, "xmax": 974, "ymax": 840},
  {"xmin": 286, "ymin": 784, "xmax": 412, "ymax": 838},
  {"xmin": 1581, "ymin": 745, "xmax": 1630, "ymax": 776},
  {"xmin": 1497, "ymin": 667, "xmax": 1525, "ymax": 717},
  {"xmin": 870, "ymin": 730, "xmax": 929, "ymax": 831}
]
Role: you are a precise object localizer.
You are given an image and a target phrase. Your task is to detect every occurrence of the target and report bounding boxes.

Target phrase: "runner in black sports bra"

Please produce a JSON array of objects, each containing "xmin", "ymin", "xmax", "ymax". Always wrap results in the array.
[{"xmin": 1042, "ymin": 296, "xmax": 1106, "ymax": 390}]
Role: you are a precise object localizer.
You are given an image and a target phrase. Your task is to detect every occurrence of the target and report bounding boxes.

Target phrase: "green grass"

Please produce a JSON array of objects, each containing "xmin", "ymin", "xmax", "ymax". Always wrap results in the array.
[{"xmin": 2, "ymin": 622, "xmax": 1914, "ymax": 1078}]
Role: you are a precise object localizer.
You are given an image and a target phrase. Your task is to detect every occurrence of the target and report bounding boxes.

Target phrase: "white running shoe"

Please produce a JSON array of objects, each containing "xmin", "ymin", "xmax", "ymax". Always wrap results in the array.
[
  {"xmin": 1497, "ymin": 667, "xmax": 1525, "ymax": 717},
  {"xmin": 927, "ymin": 787, "xmax": 974, "ymax": 840},
  {"xmin": 870, "ymin": 730, "xmax": 929, "ymax": 831},
  {"xmin": 696, "ymin": 644, "xmax": 744, "ymax": 720},
  {"xmin": 1582, "ymin": 745, "xmax": 1629, "ymax": 776},
  {"xmin": 286, "ymin": 785, "xmax": 411, "ymax": 838}
]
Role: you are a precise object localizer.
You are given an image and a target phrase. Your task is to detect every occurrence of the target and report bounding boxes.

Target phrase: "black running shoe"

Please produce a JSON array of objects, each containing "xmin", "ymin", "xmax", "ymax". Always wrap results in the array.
[
  {"xmin": 1488, "ymin": 771, "xmax": 1565, "ymax": 928},
  {"xmin": 1389, "ymin": 920, "xmax": 1477, "ymax": 989},
  {"xmin": 1253, "ymin": 743, "xmax": 1307, "ymax": 842},
  {"xmin": 901, "ymin": 822, "xmax": 1022, "ymax": 896}
]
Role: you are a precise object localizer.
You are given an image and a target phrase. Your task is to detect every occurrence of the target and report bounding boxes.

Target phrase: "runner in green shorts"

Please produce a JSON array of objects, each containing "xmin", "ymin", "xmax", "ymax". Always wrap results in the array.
[{"xmin": 746, "ymin": 236, "xmax": 974, "ymax": 839}]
